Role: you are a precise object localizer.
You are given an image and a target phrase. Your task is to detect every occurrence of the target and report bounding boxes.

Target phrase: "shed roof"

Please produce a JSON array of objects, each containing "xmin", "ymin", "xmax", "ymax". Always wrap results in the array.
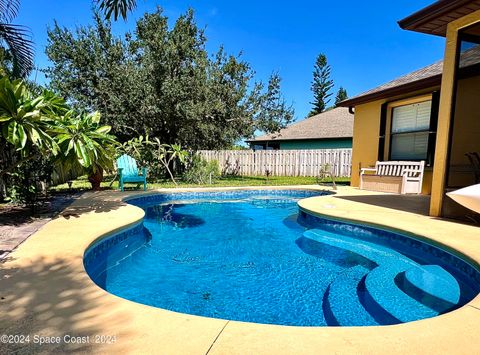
[{"xmin": 247, "ymin": 107, "xmax": 353, "ymax": 143}]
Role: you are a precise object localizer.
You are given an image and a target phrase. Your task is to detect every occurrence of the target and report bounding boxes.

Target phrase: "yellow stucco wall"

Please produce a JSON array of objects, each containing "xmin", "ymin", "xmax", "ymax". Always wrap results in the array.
[
  {"xmin": 430, "ymin": 10, "xmax": 480, "ymax": 216},
  {"xmin": 350, "ymin": 89, "xmax": 438, "ymax": 194},
  {"xmin": 447, "ymin": 74, "xmax": 480, "ymax": 188},
  {"xmin": 350, "ymin": 101, "xmax": 382, "ymax": 187},
  {"xmin": 350, "ymin": 9, "xmax": 480, "ymax": 205}
]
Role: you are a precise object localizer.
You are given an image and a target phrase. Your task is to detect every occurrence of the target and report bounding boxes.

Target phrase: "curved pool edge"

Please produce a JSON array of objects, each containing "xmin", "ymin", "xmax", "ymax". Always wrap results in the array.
[
  {"xmin": 298, "ymin": 192, "xmax": 480, "ymax": 311},
  {"xmin": 86, "ymin": 187, "xmax": 480, "ymax": 327},
  {"xmin": 85, "ymin": 187, "xmax": 329, "ymax": 252},
  {"xmin": 297, "ymin": 199, "xmax": 480, "ymax": 272},
  {"xmin": 2, "ymin": 185, "xmax": 480, "ymax": 354}
]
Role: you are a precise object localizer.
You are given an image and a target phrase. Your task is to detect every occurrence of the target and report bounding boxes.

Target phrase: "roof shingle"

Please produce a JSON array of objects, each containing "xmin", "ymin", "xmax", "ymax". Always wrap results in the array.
[
  {"xmin": 340, "ymin": 45, "xmax": 480, "ymax": 107},
  {"xmin": 248, "ymin": 107, "xmax": 353, "ymax": 142}
]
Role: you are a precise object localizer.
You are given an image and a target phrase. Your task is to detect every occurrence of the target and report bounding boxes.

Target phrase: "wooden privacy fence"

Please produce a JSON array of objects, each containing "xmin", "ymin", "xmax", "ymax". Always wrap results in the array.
[{"xmin": 197, "ymin": 149, "xmax": 352, "ymax": 177}]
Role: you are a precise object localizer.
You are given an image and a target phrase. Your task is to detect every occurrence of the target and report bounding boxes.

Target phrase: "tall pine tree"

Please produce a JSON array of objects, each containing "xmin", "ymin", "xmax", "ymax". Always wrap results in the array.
[
  {"xmin": 309, "ymin": 53, "xmax": 333, "ymax": 116},
  {"xmin": 334, "ymin": 87, "xmax": 348, "ymax": 107}
]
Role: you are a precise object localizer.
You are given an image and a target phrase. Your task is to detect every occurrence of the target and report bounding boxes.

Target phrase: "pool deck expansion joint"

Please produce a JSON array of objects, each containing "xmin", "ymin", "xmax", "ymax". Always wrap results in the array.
[
  {"xmin": 206, "ymin": 320, "xmax": 230, "ymax": 354},
  {"xmin": 468, "ymin": 304, "xmax": 480, "ymax": 312}
]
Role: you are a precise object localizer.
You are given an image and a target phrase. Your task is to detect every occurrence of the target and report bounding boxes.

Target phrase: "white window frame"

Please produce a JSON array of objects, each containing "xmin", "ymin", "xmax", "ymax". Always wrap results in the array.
[{"xmin": 389, "ymin": 99, "xmax": 433, "ymax": 161}]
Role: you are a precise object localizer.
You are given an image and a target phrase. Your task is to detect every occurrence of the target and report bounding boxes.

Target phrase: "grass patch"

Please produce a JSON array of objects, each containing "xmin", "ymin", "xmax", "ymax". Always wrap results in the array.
[{"xmin": 49, "ymin": 175, "xmax": 350, "ymax": 192}]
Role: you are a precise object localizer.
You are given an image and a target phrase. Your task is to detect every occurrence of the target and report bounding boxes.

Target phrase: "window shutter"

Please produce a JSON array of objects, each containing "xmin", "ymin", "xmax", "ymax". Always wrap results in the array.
[
  {"xmin": 378, "ymin": 103, "xmax": 388, "ymax": 161},
  {"xmin": 427, "ymin": 91, "xmax": 440, "ymax": 166}
]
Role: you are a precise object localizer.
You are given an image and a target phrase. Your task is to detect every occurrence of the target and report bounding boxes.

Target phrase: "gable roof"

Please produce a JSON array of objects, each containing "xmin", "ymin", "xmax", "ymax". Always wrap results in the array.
[
  {"xmin": 247, "ymin": 107, "xmax": 353, "ymax": 143},
  {"xmin": 340, "ymin": 45, "xmax": 480, "ymax": 107}
]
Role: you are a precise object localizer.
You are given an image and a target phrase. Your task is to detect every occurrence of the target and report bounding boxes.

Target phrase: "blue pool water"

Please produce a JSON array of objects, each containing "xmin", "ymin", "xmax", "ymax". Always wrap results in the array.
[{"xmin": 84, "ymin": 190, "xmax": 480, "ymax": 326}]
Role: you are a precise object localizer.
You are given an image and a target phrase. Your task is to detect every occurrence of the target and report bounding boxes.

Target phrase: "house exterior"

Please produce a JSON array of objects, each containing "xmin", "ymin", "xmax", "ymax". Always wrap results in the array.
[
  {"xmin": 246, "ymin": 107, "xmax": 353, "ymax": 150},
  {"xmin": 340, "ymin": 0, "xmax": 480, "ymax": 218}
]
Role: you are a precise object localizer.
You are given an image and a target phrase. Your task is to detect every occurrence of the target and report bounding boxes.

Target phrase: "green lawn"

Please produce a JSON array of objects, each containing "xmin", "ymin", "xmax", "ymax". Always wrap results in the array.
[{"xmin": 50, "ymin": 175, "xmax": 350, "ymax": 192}]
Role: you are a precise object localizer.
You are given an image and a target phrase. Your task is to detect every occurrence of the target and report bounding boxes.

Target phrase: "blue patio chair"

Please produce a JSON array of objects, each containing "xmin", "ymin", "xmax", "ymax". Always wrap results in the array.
[{"xmin": 116, "ymin": 154, "xmax": 147, "ymax": 191}]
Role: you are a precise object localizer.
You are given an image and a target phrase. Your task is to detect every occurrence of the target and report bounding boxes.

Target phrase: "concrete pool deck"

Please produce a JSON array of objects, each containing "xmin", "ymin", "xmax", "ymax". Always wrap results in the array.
[{"xmin": 0, "ymin": 186, "xmax": 479, "ymax": 354}]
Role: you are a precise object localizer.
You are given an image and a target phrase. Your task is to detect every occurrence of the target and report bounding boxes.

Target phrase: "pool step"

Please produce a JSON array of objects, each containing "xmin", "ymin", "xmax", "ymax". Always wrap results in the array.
[
  {"xmin": 303, "ymin": 229, "xmax": 417, "ymax": 268},
  {"xmin": 398, "ymin": 265, "xmax": 460, "ymax": 313},
  {"xmin": 364, "ymin": 265, "xmax": 439, "ymax": 323},
  {"xmin": 283, "ymin": 214, "xmax": 306, "ymax": 231},
  {"xmin": 302, "ymin": 229, "xmax": 461, "ymax": 324},
  {"xmin": 324, "ymin": 265, "xmax": 378, "ymax": 326},
  {"xmin": 296, "ymin": 235, "xmax": 377, "ymax": 269}
]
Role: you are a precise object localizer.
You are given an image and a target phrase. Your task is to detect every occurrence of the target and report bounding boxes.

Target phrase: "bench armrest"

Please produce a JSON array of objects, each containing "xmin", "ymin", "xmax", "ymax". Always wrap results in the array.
[
  {"xmin": 141, "ymin": 167, "xmax": 148, "ymax": 177},
  {"xmin": 402, "ymin": 169, "xmax": 422, "ymax": 176},
  {"xmin": 118, "ymin": 167, "xmax": 123, "ymax": 178},
  {"xmin": 360, "ymin": 168, "xmax": 376, "ymax": 175}
]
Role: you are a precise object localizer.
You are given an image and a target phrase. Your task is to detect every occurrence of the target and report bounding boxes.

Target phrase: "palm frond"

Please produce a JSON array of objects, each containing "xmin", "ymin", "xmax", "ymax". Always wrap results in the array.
[
  {"xmin": 0, "ymin": 23, "xmax": 34, "ymax": 77},
  {"xmin": 97, "ymin": 0, "xmax": 136, "ymax": 21},
  {"xmin": 0, "ymin": 0, "xmax": 20, "ymax": 22}
]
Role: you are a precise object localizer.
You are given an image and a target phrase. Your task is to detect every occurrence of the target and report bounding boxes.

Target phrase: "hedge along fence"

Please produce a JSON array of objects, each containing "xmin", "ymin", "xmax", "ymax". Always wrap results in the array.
[{"xmin": 197, "ymin": 149, "xmax": 352, "ymax": 177}]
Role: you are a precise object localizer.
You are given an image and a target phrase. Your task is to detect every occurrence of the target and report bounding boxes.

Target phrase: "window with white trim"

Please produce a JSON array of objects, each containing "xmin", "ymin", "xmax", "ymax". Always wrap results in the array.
[{"xmin": 390, "ymin": 100, "xmax": 432, "ymax": 161}]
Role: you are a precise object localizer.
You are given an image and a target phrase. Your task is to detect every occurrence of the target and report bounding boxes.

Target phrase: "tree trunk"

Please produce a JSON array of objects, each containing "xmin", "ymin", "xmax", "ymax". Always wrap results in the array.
[
  {"xmin": 165, "ymin": 164, "xmax": 177, "ymax": 186},
  {"xmin": 88, "ymin": 168, "xmax": 104, "ymax": 191},
  {"xmin": 0, "ymin": 176, "xmax": 6, "ymax": 201}
]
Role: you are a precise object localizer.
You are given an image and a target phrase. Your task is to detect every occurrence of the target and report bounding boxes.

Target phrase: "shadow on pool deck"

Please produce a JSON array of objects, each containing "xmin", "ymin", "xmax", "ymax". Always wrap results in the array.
[
  {"xmin": 0, "ymin": 255, "xmax": 134, "ymax": 353},
  {"xmin": 0, "ymin": 193, "xmax": 81, "ymax": 260},
  {"xmin": 334, "ymin": 194, "xmax": 430, "ymax": 216},
  {"xmin": 58, "ymin": 191, "xmax": 126, "ymax": 219}
]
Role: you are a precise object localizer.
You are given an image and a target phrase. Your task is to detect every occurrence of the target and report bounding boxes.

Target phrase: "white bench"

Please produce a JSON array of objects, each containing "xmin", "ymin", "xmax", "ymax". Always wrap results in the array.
[{"xmin": 360, "ymin": 161, "xmax": 425, "ymax": 194}]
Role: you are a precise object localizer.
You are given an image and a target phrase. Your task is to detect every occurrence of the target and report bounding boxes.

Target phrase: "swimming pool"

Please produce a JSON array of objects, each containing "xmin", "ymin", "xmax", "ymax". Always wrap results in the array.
[{"xmin": 84, "ymin": 189, "xmax": 480, "ymax": 327}]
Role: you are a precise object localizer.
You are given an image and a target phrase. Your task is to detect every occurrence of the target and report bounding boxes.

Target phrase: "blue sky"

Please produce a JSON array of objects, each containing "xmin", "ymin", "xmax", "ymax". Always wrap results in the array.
[{"xmin": 19, "ymin": 0, "xmax": 444, "ymax": 120}]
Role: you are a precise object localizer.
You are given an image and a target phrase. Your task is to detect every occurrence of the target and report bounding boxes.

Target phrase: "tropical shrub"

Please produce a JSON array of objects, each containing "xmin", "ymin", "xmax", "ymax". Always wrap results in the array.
[
  {"xmin": 0, "ymin": 76, "xmax": 68, "ymax": 201},
  {"xmin": 0, "ymin": 77, "xmax": 67, "ymax": 172},
  {"xmin": 51, "ymin": 111, "xmax": 118, "ymax": 190},
  {"xmin": 118, "ymin": 136, "xmax": 188, "ymax": 184},
  {"xmin": 6, "ymin": 155, "xmax": 52, "ymax": 209},
  {"xmin": 153, "ymin": 140, "xmax": 188, "ymax": 185},
  {"xmin": 118, "ymin": 135, "xmax": 162, "ymax": 179},
  {"xmin": 183, "ymin": 155, "xmax": 220, "ymax": 185},
  {"xmin": 221, "ymin": 157, "xmax": 241, "ymax": 177},
  {"xmin": 119, "ymin": 135, "xmax": 155, "ymax": 165}
]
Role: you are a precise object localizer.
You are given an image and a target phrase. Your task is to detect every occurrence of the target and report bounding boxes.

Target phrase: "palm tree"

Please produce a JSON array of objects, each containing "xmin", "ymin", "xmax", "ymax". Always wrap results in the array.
[
  {"xmin": 0, "ymin": 0, "xmax": 137, "ymax": 78},
  {"xmin": 97, "ymin": 0, "xmax": 137, "ymax": 21},
  {"xmin": 0, "ymin": 0, "xmax": 34, "ymax": 78}
]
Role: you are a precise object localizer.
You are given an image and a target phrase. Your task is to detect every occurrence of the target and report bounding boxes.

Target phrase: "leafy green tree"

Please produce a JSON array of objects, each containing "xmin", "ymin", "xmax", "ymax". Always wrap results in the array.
[
  {"xmin": 309, "ymin": 53, "xmax": 334, "ymax": 116},
  {"xmin": 334, "ymin": 87, "xmax": 348, "ymax": 107},
  {"xmin": 45, "ymin": 8, "xmax": 294, "ymax": 150},
  {"xmin": 45, "ymin": 14, "xmax": 140, "ymax": 141},
  {"xmin": 256, "ymin": 73, "xmax": 294, "ymax": 133}
]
